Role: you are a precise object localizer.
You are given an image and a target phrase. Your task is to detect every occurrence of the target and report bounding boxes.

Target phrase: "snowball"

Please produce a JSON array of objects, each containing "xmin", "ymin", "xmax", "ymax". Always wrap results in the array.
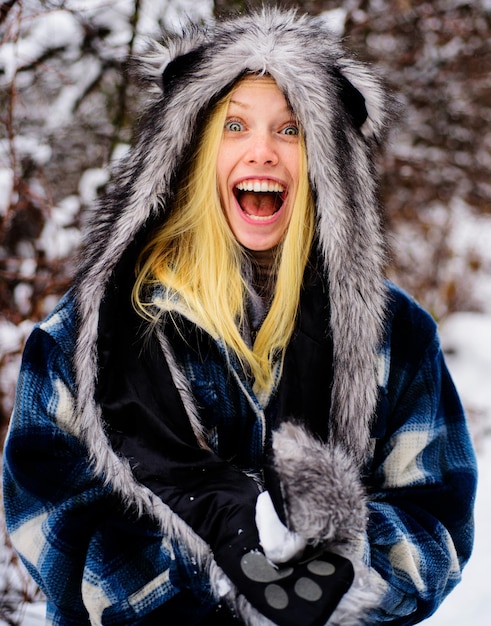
[{"xmin": 255, "ymin": 491, "xmax": 307, "ymax": 564}]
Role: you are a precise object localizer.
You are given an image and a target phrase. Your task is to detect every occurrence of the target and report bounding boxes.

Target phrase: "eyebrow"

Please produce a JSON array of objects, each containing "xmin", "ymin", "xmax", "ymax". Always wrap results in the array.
[
  {"xmin": 228, "ymin": 99, "xmax": 296, "ymax": 118},
  {"xmin": 229, "ymin": 99, "xmax": 249, "ymax": 109}
]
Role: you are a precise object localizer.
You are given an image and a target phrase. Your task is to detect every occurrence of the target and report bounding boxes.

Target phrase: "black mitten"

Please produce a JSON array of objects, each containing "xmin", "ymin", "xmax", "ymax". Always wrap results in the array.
[{"xmin": 214, "ymin": 536, "xmax": 354, "ymax": 626}]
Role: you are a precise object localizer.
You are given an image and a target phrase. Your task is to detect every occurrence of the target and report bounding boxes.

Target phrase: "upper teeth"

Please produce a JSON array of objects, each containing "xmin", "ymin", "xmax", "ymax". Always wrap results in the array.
[{"xmin": 236, "ymin": 180, "xmax": 284, "ymax": 193}]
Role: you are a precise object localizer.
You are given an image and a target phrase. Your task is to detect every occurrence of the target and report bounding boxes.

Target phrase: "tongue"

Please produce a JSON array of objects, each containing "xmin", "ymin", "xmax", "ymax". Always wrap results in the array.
[{"xmin": 239, "ymin": 192, "xmax": 279, "ymax": 217}]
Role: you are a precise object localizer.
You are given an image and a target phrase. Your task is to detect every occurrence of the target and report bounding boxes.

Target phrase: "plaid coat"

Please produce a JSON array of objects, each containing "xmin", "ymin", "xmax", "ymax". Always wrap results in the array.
[{"xmin": 3, "ymin": 281, "xmax": 476, "ymax": 625}]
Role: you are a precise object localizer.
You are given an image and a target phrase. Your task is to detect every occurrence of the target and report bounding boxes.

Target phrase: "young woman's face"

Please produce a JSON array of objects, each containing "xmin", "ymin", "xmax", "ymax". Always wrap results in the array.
[{"xmin": 217, "ymin": 77, "xmax": 300, "ymax": 251}]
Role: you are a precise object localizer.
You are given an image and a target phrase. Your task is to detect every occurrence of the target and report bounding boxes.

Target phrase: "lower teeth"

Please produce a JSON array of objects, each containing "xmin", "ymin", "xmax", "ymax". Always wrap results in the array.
[{"xmin": 246, "ymin": 212, "xmax": 277, "ymax": 221}]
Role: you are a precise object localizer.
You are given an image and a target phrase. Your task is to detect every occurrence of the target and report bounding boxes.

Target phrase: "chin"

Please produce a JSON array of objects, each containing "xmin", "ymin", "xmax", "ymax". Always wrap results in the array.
[{"xmin": 236, "ymin": 232, "xmax": 283, "ymax": 251}]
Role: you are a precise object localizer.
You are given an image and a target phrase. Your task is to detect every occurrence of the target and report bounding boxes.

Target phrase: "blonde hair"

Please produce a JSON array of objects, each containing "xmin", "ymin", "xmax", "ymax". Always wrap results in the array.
[{"xmin": 133, "ymin": 78, "xmax": 315, "ymax": 391}]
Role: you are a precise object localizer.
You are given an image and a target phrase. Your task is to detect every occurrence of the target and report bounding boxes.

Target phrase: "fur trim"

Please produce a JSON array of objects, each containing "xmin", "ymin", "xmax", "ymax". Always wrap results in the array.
[
  {"xmin": 271, "ymin": 422, "xmax": 367, "ymax": 547},
  {"xmin": 155, "ymin": 327, "xmax": 211, "ymax": 449}
]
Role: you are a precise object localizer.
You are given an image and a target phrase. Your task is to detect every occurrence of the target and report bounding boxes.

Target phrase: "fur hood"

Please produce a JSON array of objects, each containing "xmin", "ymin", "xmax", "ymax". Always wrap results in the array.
[{"xmin": 74, "ymin": 6, "xmax": 394, "ymax": 466}]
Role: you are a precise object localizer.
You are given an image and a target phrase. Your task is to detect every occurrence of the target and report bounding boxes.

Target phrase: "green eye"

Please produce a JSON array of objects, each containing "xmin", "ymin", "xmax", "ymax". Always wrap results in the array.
[{"xmin": 225, "ymin": 120, "xmax": 243, "ymax": 132}]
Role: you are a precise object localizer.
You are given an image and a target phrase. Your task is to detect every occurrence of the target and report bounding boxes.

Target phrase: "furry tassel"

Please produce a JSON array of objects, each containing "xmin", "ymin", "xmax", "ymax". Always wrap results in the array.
[{"xmin": 271, "ymin": 422, "xmax": 367, "ymax": 546}]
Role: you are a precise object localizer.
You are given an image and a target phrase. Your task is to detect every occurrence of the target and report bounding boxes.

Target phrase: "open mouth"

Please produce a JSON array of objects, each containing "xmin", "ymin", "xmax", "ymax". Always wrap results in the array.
[{"xmin": 234, "ymin": 179, "xmax": 286, "ymax": 221}]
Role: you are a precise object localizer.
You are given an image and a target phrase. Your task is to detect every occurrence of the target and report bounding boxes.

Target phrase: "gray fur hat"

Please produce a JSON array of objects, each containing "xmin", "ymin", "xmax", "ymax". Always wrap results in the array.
[{"xmin": 75, "ymin": 6, "xmax": 395, "ymax": 467}]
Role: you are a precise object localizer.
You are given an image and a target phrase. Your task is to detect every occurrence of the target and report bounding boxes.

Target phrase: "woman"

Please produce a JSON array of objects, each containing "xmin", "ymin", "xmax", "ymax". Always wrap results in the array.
[{"xmin": 3, "ymin": 8, "xmax": 477, "ymax": 626}]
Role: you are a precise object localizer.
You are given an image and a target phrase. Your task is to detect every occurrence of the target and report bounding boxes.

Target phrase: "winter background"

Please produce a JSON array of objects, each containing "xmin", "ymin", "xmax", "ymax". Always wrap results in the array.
[{"xmin": 0, "ymin": 0, "xmax": 490, "ymax": 623}]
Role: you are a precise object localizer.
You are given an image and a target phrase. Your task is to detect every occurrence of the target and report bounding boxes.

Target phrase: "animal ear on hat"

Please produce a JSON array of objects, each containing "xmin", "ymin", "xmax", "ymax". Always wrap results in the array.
[
  {"xmin": 161, "ymin": 47, "xmax": 205, "ymax": 91},
  {"xmin": 134, "ymin": 23, "xmax": 209, "ymax": 95},
  {"xmin": 334, "ymin": 69, "xmax": 368, "ymax": 130},
  {"xmin": 335, "ymin": 61, "xmax": 392, "ymax": 141}
]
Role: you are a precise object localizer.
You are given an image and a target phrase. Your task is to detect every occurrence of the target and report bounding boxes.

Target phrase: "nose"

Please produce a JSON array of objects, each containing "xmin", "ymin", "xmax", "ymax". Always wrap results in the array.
[{"xmin": 245, "ymin": 133, "xmax": 278, "ymax": 166}]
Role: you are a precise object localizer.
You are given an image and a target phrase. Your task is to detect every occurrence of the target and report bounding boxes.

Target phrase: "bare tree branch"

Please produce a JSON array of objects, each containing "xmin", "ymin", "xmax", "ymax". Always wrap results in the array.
[
  {"xmin": 110, "ymin": 0, "xmax": 141, "ymax": 155},
  {"xmin": 0, "ymin": 0, "xmax": 18, "ymax": 26}
]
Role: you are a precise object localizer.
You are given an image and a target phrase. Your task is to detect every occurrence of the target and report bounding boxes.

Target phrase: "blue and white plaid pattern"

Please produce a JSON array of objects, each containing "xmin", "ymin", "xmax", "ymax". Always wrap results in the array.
[{"xmin": 3, "ymin": 286, "xmax": 477, "ymax": 624}]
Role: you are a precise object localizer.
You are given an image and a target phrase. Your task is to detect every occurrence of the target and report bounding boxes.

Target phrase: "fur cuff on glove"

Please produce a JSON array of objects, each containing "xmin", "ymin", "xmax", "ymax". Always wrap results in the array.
[
  {"xmin": 212, "ymin": 556, "xmax": 387, "ymax": 626},
  {"xmin": 270, "ymin": 421, "xmax": 368, "ymax": 547},
  {"xmin": 265, "ymin": 421, "xmax": 386, "ymax": 625},
  {"xmin": 210, "ymin": 422, "xmax": 387, "ymax": 626}
]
